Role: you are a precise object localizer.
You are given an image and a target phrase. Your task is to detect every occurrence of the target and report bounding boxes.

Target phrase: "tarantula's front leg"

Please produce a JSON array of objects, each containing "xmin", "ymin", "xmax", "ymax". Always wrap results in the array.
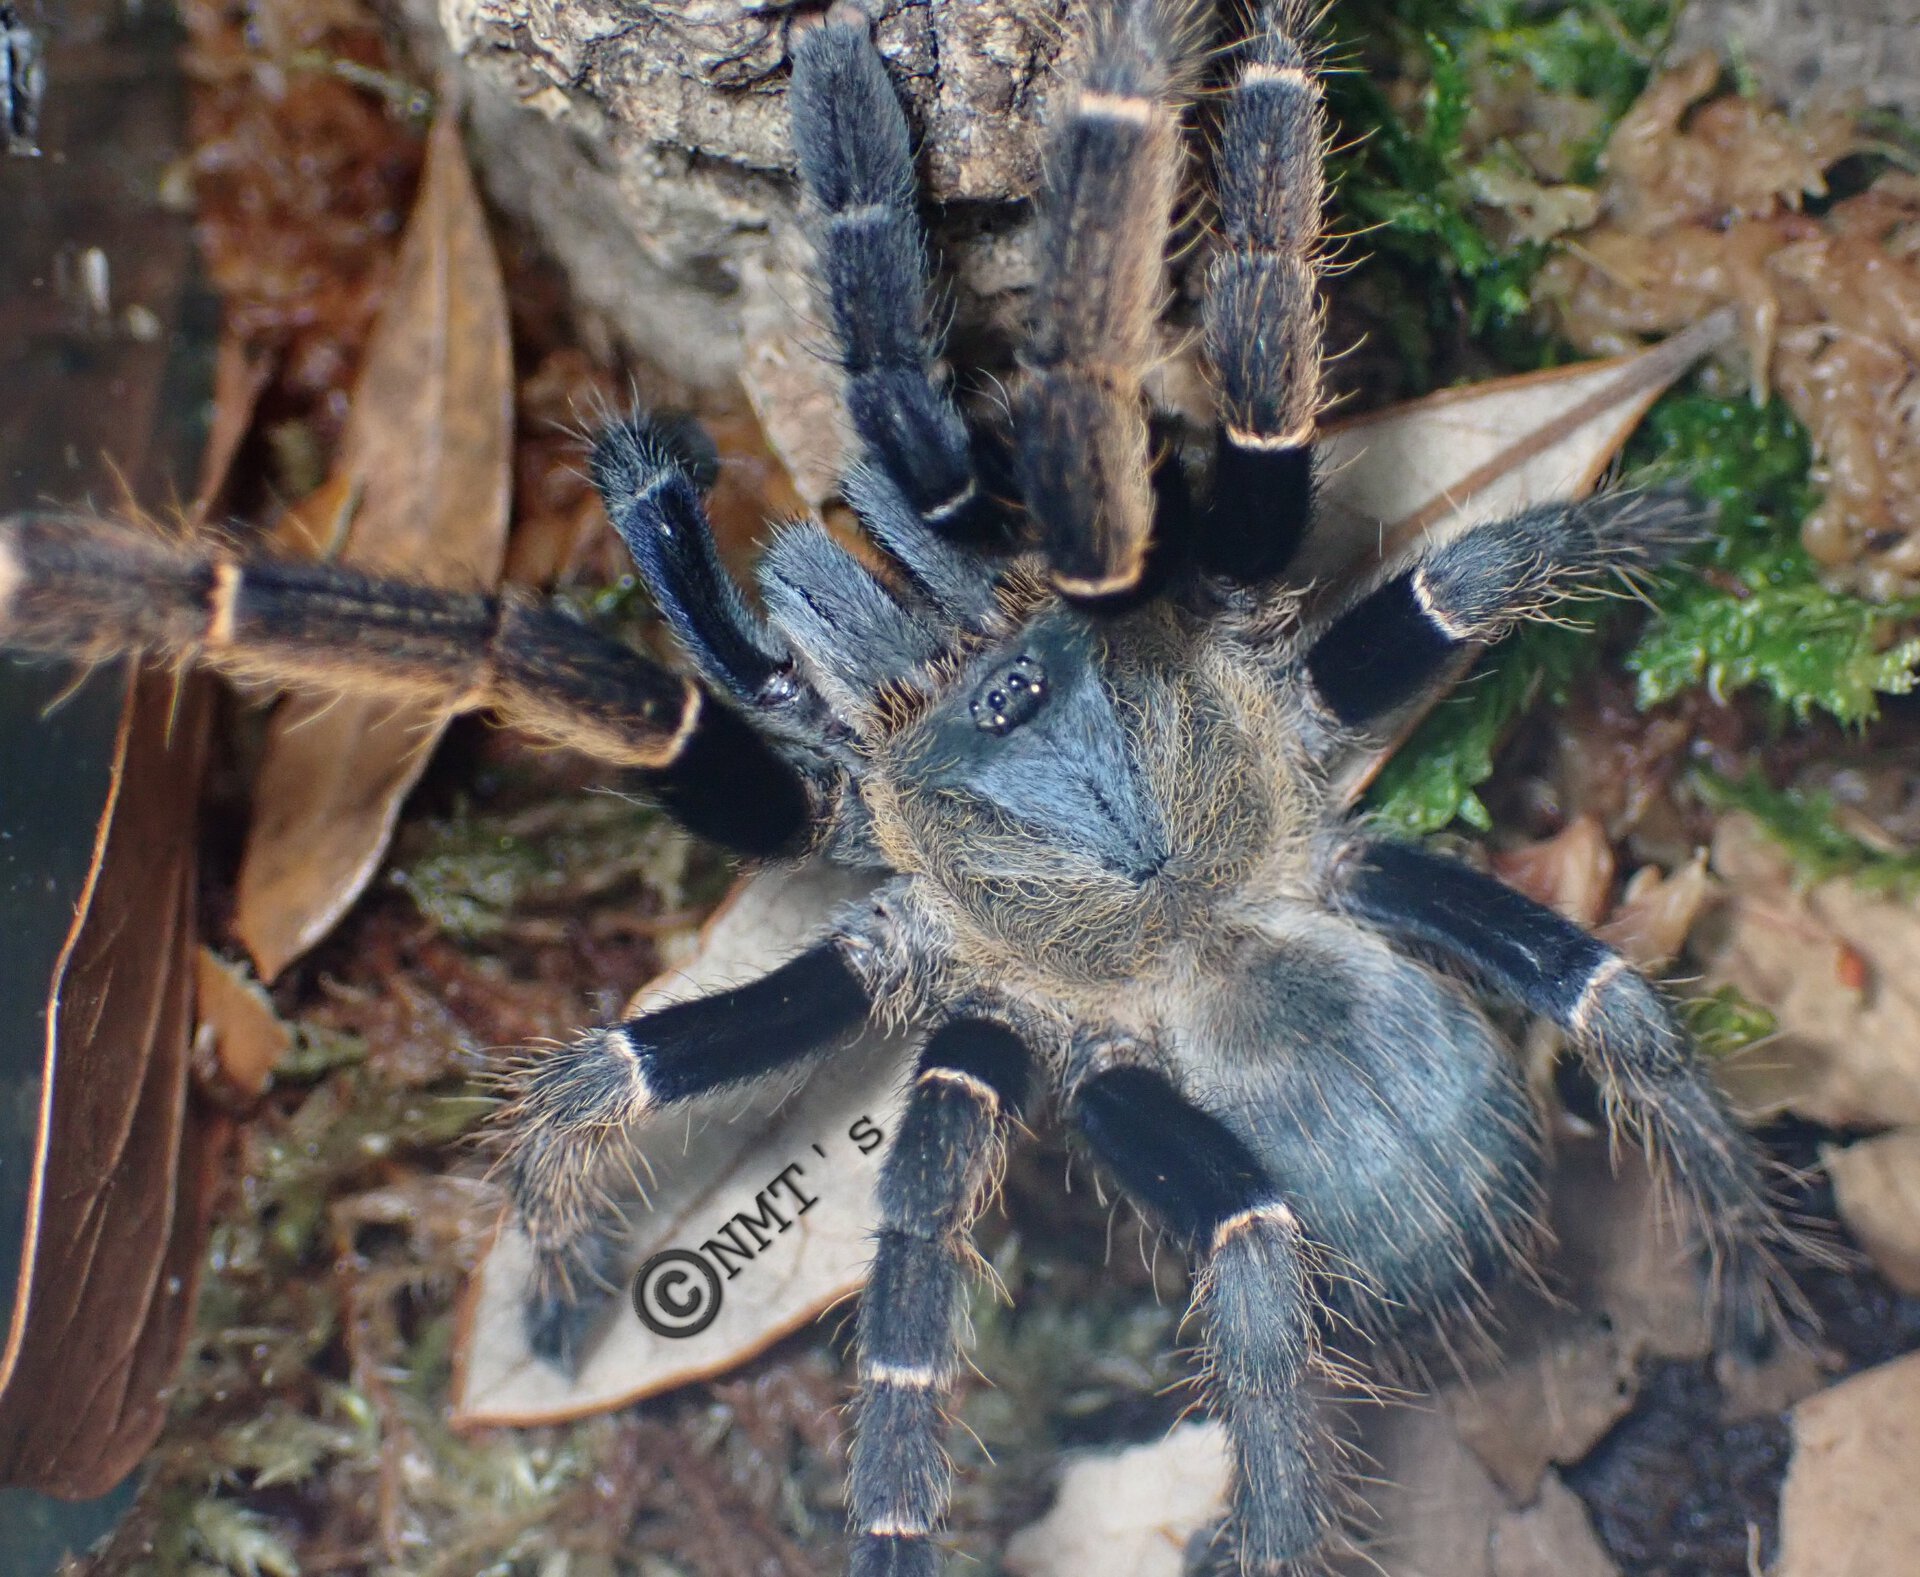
[
  {"xmin": 504, "ymin": 939, "xmax": 874, "ymax": 1367},
  {"xmin": 1074, "ymin": 1059, "xmax": 1341, "ymax": 1575},
  {"xmin": 1335, "ymin": 840, "xmax": 1803, "ymax": 1355},
  {"xmin": 789, "ymin": 6, "xmax": 985, "ymax": 539},
  {"xmin": 0, "ymin": 512, "xmax": 813, "ymax": 856},
  {"xmin": 849, "ymin": 1017, "xmax": 1029, "ymax": 1577},
  {"xmin": 1200, "ymin": 0, "xmax": 1328, "ymax": 584}
]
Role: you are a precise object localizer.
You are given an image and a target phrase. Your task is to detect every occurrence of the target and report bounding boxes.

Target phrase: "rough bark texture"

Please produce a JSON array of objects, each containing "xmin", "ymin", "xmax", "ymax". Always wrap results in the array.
[
  {"xmin": 398, "ymin": 0, "xmax": 1071, "ymax": 504},
  {"xmin": 394, "ymin": 0, "xmax": 1918, "ymax": 506}
]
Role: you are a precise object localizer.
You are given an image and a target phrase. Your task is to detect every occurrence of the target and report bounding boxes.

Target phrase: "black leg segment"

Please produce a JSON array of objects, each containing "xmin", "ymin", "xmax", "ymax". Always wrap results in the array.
[
  {"xmin": 850, "ymin": 1018, "xmax": 1029, "ymax": 1577},
  {"xmin": 507, "ymin": 940, "xmax": 873, "ymax": 1369},
  {"xmin": 1304, "ymin": 491, "xmax": 1695, "ymax": 730},
  {"xmin": 789, "ymin": 9, "xmax": 982, "ymax": 536},
  {"xmin": 1336, "ymin": 839, "xmax": 1802, "ymax": 1355},
  {"xmin": 590, "ymin": 415, "xmax": 789, "ymax": 706},
  {"xmin": 1073, "ymin": 1061, "xmax": 1341, "ymax": 1574}
]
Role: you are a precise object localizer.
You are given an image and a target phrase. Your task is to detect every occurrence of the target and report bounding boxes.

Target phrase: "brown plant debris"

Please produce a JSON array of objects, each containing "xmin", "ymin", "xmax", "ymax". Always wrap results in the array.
[{"xmin": 1539, "ymin": 52, "xmax": 1920, "ymax": 598}]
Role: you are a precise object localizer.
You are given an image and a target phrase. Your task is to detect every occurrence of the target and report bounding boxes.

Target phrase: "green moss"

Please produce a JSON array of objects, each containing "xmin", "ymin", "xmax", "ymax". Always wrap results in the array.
[
  {"xmin": 1327, "ymin": 0, "xmax": 1675, "ymax": 378},
  {"xmin": 1367, "ymin": 618, "xmax": 1599, "ymax": 835},
  {"xmin": 1696, "ymin": 770, "xmax": 1920, "ymax": 893},
  {"xmin": 1625, "ymin": 396, "xmax": 1920, "ymax": 725},
  {"xmin": 390, "ymin": 793, "xmax": 697, "ymax": 941},
  {"xmin": 1682, "ymin": 984, "xmax": 1779, "ymax": 1061},
  {"xmin": 1340, "ymin": 6, "xmax": 1919, "ymax": 832}
]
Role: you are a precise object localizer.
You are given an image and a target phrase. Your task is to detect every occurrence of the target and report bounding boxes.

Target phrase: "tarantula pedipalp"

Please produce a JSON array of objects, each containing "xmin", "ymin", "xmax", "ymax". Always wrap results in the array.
[{"xmin": 0, "ymin": 1, "xmax": 1804, "ymax": 1572}]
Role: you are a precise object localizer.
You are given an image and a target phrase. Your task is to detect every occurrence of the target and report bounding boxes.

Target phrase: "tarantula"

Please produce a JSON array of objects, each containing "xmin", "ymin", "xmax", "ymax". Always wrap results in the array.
[{"xmin": 0, "ymin": 1, "xmax": 1800, "ymax": 1571}]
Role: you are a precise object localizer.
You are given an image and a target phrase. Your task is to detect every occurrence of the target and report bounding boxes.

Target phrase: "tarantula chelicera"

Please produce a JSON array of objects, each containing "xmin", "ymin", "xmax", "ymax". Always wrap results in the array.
[{"xmin": 0, "ymin": 0, "xmax": 1802, "ymax": 1571}]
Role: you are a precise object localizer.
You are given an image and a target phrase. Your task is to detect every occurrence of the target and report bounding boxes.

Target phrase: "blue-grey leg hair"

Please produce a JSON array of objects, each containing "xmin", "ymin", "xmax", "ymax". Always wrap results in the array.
[
  {"xmin": 789, "ymin": 5, "xmax": 984, "ymax": 537},
  {"xmin": 502, "ymin": 939, "xmax": 874, "ymax": 1369},
  {"xmin": 1302, "ymin": 490, "xmax": 1698, "ymax": 734},
  {"xmin": 850, "ymin": 1017, "xmax": 1030, "ymax": 1577},
  {"xmin": 1334, "ymin": 839, "xmax": 1806, "ymax": 1356},
  {"xmin": 1074, "ymin": 1057, "xmax": 1342, "ymax": 1575},
  {"xmin": 1198, "ymin": 0, "xmax": 1327, "ymax": 584}
]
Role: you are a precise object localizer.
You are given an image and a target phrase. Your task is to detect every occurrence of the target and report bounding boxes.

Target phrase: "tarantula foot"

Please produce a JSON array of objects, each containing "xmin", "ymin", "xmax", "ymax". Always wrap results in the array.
[
  {"xmin": 848, "ymin": 1530, "xmax": 940, "ymax": 1577},
  {"xmin": 522, "ymin": 1280, "xmax": 617, "ymax": 1376}
]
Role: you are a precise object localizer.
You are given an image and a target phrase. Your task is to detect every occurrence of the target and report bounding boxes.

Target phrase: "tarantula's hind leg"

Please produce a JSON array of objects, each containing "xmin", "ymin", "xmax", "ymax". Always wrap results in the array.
[
  {"xmin": 502, "ymin": 939, "xmax": 875, "ymax": 1371},
  {"xmin": 0, "ymin": 511, "xmax": 814, "ymax": 857},
  {"xmin": 849, "ymin": 1017, "xmax": 1029, "ymax": 1577},
  {"xmin": 1335, "ymin": 840, "xmax": 1806, "ymax": 1358},
  {"xmin": 1198, "ymin": 0, "xmax": 1329, "ymax": 585},
  {"xmin": 1074, "ymin": 1060, "xmax": 1343, "ymax": 1576}
]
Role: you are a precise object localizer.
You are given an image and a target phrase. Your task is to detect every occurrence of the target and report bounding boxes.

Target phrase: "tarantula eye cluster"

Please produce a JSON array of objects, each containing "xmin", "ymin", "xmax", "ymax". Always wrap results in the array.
[
  {"xmin": 0, "ymin": 0, "xmax": 1807, "ymax": 1572},
  {"xmin": 970, "ymin": 653, "xmax": 1047, "ymax": 734}
]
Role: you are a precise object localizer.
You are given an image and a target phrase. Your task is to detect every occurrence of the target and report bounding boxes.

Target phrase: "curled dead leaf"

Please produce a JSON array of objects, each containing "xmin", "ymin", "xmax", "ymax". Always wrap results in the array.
[
  {"xmin": 1491, "ymin": 815, "xmax": 1617, "ymax": 930},
  {"xmin": 0, "ymin": 672, "xmax": 217, "ymax": 1497},
  {"xmin": 232, "ymin": 109, "xmax": 513, "ymax": 981},
  {"xmin": 1777, "ymin": 1350, "xmax": 1920, "ymax": 1577},
  {"xmin": 193, "ymin": 947, "xmax": 293, "ymax": 1100},
  {"xmin": 1822, "ymin": 1129, "xmax": 1920, "ymax": 1297}
]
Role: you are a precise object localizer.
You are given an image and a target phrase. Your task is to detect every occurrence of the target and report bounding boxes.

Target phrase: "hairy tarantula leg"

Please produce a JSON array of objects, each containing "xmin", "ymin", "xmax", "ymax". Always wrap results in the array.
[
  {"xmin": 1075, "ymin": 1062, "xmax": 1341, "ymax": 1575},
  {"xmin": 1335, "ymin": 840, "xmax": 1802, "ymax": 1357},
  {"xmin": 1198, "ymin": 0, "xmax": 1328, "ymax": 584},
  {"xmin": 1013, "ymin": 0, "xmax": 1191, "ymax": 599},
  {"xmin": 507, "ymin": 939, "xmax": 873, "ymax": 1369},
  {"xmin": 789, "ymin": 6, "xmax": 985, "ymax": 538},
  {"xmin": 1302, "ymin": 490, "xmax": 1696, "ymax": 732},
  {"xmin": 0, "ymin": 512, "xmax": 810, "ymax": 856},
  {"xmin": 590, "ymin": 415, "xmax": 793, "ymax": 706},
  {"xmin": 849, "ymin": 1018, "xmax": 1030, "ymax": 1577}
]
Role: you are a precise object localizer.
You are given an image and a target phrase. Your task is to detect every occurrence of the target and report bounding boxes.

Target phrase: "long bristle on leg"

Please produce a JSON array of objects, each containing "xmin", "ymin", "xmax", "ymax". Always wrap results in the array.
[
  {"xmin": 1013, "ymin": 0, "xmax": 1192, "ymax": 599},
  {"xmin": 503, "ymin": 939, "xmax": 875, "ymax": 1370},
  {"xmin": 1334, "ymin": 840, "xmax": 1809, "ymax": 1358},
  {"xmin": 789, "ymin": 5, "xmax": 985, "ymax": 538},
  {"xmin": 1074, "ymin": 1059, "xmax": 1343, "ymax": 1576},
  {"xmin": 849, "ymin": 1017, "xmax": 1029, "ymax": 1577},
  {"xmin": 1199, "ymin": 0, "xmax": 1329, "ymax": 583}
]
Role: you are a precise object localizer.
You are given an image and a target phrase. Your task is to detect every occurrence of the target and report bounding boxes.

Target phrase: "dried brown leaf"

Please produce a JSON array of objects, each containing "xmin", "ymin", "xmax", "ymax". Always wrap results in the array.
[
  {"xmin": 1704, "ymin": 813, "xmax": 1920, "ymax": 1125},
  {"xmin": 0, "ymin": 672, "xmax": 218, "ymax": 1496},
  {"xmin": 1822, "ymin": 1128, "xmax": 1920, "ymax": 1296},
  {"xmin": 1777, "ymin": 1350, "xmax": 1920, "ymax": 1577},
  {"xmin": 232, "ymin": 110, "xmax": 513, "ymax": 981},
  {"xmin": 1001, "ymin": 1425, "xmax": 1230, "ymax": 1577},
  {"xmin": 1307, "ymin": 313, "xmax": 1733, "ymax": 581},
  {"xmin": 1490, "ymin": 815, "xmax": 1617, "ymax": 930},
  {"xmin": 1597, "ymin": 853, "xmax": 1713, "ymax": 972},
  {"xmin": 453, "ymin": 861, "xmax": 905, "ymax": 1425},
  {"xmin": 193, "ymin": 946, "xmax": 293, "ymax": 1099},
  {"xmin": 1489, "ymin": 1476, "xmax": 1620, "ymax": 1577}
]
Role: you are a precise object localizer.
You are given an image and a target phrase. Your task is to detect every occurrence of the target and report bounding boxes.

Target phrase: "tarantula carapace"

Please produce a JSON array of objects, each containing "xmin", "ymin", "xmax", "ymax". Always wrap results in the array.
[{"xmin": 0, "ymin": 1, "xmax": 1800, "ymax": 1571}]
